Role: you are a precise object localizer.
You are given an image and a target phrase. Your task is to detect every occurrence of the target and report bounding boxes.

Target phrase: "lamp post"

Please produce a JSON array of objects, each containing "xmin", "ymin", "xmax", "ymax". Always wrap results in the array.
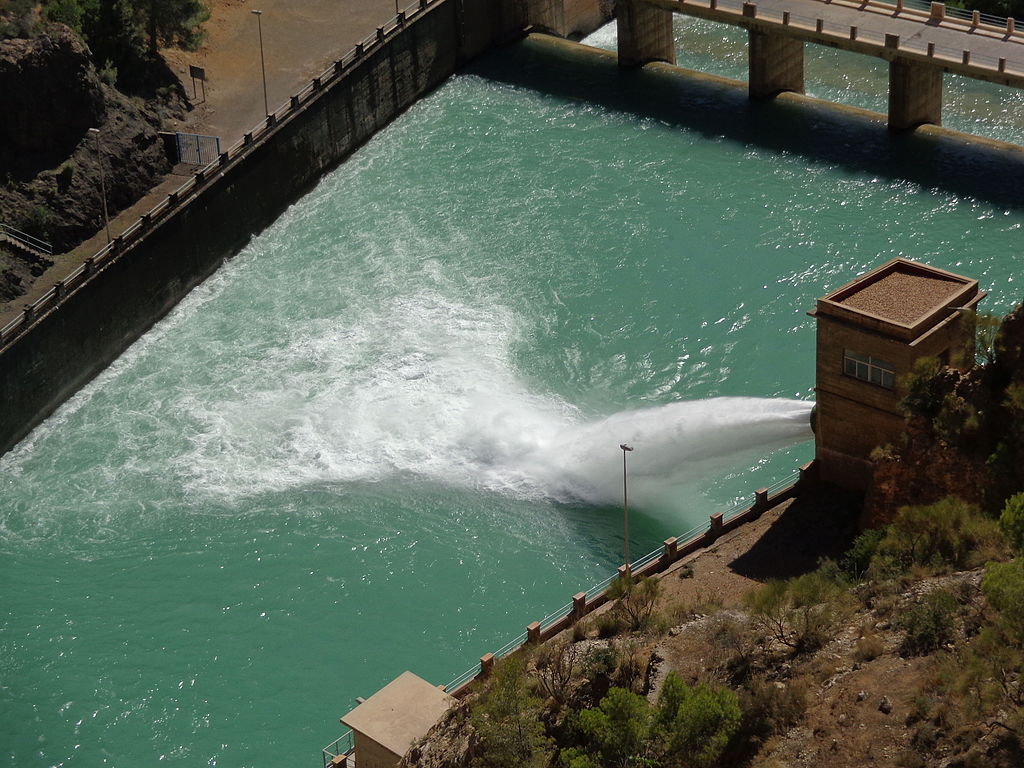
[
  {"xmin": 251, "ymin": 9, "xmax": 269, "ymax": 117},
  {"xmin": 619, "ymin": 443, "xmax": 633, "ymax": 570},
  {"xmin": 87, "ymin": 128, "xmax": 110, "ymax": 244}
]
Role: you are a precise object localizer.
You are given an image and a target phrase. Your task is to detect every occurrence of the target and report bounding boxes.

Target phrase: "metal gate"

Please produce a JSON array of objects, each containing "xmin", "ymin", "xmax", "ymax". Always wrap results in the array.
[{"xmin": 175, "ymin": 132, "xmax": 221, "ymax": 165}]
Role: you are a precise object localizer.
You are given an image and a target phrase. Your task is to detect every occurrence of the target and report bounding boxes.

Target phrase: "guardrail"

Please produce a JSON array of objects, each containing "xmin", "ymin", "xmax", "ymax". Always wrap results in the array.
[
  {"xmin": 0, "ymin": 0, "xmax": 437, "ymax": 349},
  {"xmin": 321, "ymin": 729, "xmax": 354, "ymax": 768},
  {"xmin": 317, "ymin": 463, "xmax": 813, "ymax": 764},
  {"xmin": 682, "ymin": 0, "xmax": 1024, "ymax": 77},
  {"xmin": 0, "ymin": 224, "xmax": 53, "ymax": 256},
  {"xmin": 439, "ymin": 464, "xmax": 810, "ymax": 695}
]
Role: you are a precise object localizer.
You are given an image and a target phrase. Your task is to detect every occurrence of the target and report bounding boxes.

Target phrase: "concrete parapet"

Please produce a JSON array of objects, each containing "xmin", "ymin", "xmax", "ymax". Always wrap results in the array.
[
  {"xmin": 479, "ymin": 653, "xmax": 494, "ymax": 677},
  {"xmin": 572, "ymin": 592, "xmax": 587, "ymax": 619},
  {"xmin": 527, "ymin": 621, "xmax": 541, "ymax": 643},
  {"xmin": 748, "ymin": 30, "xmax": 804, "ymax": 99},
  {"xmin": 617, "ymin": 0, "xmax": 676, "ymax": 68},
  {"xmin": 888, "ymin": 58, "xmax": 942, "ymax": 130}
]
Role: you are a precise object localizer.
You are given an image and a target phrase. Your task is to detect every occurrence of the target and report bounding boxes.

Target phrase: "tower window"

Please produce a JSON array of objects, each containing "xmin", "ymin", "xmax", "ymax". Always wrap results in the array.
[{"xmin": 843, "ymin": 349, "xmax": 895, "ymax": 389}]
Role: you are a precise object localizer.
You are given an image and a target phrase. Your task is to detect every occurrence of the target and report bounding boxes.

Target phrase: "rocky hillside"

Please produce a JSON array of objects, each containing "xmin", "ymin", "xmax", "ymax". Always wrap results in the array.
[
  {"xmin": 0, "ymin": 22, "xmax": 186, "ymax": 299},
  {"xmin": 400, "ymin": 491, "xmax": 1024, "ymax": 768}
]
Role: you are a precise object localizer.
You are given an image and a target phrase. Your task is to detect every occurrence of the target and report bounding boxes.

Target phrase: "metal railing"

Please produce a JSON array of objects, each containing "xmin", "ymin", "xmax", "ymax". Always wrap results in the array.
[
  {"xmin": 0, "ymin": 224, "xmax": 53, "ymax": 256},
  {"xmin": 440, "ymin": 470, "xmax": 801, "ymax": 693},
  {"xmin": 0, "ymin": 0, "xmax": 439, "ymax": 348},
  {"xmin": 321, "ymin": 729, "xmax": 354, "ymax": 768},
  {"xmin": 680, "ymin": 0, "xmax": 1024, "ymax": 74}
]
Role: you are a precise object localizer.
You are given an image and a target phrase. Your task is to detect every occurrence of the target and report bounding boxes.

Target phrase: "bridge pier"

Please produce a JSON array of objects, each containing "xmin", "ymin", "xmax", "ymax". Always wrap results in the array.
[
  {"xmin": 748, "ymin": 30, "xmax": 804, "ymax": 99},
  {"xmin": 616, "ymin": 0, "xmax": 676, "ymax": 68},
  {"xmin": 888, "ymin": 59, "xmax": 943, "ymax": 130}
]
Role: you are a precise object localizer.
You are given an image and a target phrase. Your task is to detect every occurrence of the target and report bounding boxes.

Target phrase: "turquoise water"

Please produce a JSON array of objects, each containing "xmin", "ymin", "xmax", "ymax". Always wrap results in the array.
[{"xmin": 2, "ymin": 29, "xmax": 1024, "ymax": 768}]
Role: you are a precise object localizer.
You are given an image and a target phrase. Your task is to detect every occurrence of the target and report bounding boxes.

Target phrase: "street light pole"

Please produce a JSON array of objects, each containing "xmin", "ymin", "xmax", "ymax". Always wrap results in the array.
[
  {"xmin": 87, "ymin": 128, "xmax": 110, "ymax": 244},
  {"xmin": 251, "ymin": 9, "xmax": 269, "ymax": 117},
  {"xmin": 620, "ymin": 443, "xmax": 633, "ymax": 570}
]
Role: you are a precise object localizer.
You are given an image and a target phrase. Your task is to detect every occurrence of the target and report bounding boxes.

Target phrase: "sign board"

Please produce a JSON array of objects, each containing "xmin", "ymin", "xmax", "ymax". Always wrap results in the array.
[{"xmin": 188, "ymin": 65, "xmax": 207, "ymax": 101}]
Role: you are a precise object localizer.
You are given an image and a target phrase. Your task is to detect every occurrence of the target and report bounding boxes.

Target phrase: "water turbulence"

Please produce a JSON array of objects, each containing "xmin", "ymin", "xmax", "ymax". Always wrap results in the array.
[{"xmin": 525, "ymin": 398, "xmax": 813, "ymax": 508}]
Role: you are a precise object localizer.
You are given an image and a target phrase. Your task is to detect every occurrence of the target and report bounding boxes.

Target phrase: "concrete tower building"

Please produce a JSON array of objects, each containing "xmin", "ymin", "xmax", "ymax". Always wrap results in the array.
[{"xmin": 811, "ymin": 258, "xmax": 984, "ymax": 489}]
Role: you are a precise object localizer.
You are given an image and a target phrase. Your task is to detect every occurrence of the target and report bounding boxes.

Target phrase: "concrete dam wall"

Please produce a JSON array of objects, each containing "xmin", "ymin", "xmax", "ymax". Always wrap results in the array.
[{"xmin": 0, "ymin": 0, "xmax": 611, "ymax": 456}]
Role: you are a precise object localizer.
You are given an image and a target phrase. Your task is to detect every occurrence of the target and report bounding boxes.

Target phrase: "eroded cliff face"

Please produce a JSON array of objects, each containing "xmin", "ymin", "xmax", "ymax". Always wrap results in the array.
[
  {"xmin": 0, "ymin": 24, "xmax": 185, "ymax": 299},
  {"xmin": 0, "ymin": 27, "xmax": 105, "ymax": 179}
]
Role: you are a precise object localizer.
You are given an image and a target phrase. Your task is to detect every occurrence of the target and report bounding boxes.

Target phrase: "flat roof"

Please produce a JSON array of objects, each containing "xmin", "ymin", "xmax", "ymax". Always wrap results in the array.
[
  {"xmin": 341, "ymin": 671, "xmax": 454, "ymax": 757},
  {"xmin": 814, "ymin": 258, "xmax": 980, "ymax": 340},
  {"xmin": 837, "ymin": 268, "xmax": 964, "ymax": 326}
]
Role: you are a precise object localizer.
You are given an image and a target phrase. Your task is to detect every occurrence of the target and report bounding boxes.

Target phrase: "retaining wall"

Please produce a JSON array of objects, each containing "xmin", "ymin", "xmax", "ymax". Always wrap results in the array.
[{"xmin": 0, "ymin": 0, "xmax": 609, "ymax": 456}]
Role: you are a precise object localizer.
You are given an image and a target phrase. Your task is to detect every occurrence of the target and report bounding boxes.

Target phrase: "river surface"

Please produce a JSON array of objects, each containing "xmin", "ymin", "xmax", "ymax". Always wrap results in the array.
[{"xmin": 2, "ymin": 19, "xmax": 1023, "ymax": 768}]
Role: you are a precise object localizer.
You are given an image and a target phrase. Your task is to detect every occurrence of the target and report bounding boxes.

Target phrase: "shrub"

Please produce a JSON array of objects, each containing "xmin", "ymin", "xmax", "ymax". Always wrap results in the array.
[
  {"xmin": 998, "ymin": 492, "xmax": 1024, "ymax": 553},
  {"xmin": 574, "ymin": 686, "xmax": 656, "ymax": 768},
  {"xmin": 982, "ymin": 559, "xmax": 1024, "ymax": 644},
  {"xmin": 872, "ymin": 497, "xmax": 1005, "ymax": 575},
  {"xmin": 898, "ymin": 589, "xmax": 958, "ymax": 656},
  {"xmin": 18, "ymin": 205, "xmax": 56, "ymax": 241},
  {"xmin": 607, "ymin": 573, "xmax": 661, "ymax": 631},
  {"xmin": 98, "ymin": 58, "xmax": 118, "ymax": 87},
  {"xmin": 44, "ymin": 0, "xmax": 84, "ymax": 33},
  {"xmin": 745, "ymin": 569, "xmax": 847, "ymax": 654},
  {"xmin": 854, "ymin": 633, "xmax": 885, "ymax": 662},
  {"xmin": 571, "ymin": 618, "xmax": 589, "ymax": 642},
  {"xmin": 841, "ymin": 528, "xmax": 887, "ymax": 580},
  {"xmin": 737, "ymin": 675, "xmax": 808, "ymax": 743},
  {"xmin": 535, "ymin": 641, "xmax": 581, "ymax": 706},
  {"xmin": 594, "ymin": 611, "xmax": 623, "ymax": 639}
]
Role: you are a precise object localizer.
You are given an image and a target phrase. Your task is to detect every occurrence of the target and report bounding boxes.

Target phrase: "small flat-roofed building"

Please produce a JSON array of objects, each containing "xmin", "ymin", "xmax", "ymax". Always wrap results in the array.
[
  {"xmin": 339, "ymin": 671, "xmax": 455, "ymax": 768},
  {"xmin": 811, "ymin": 258, "xmax": 984, "ymax": 489}
]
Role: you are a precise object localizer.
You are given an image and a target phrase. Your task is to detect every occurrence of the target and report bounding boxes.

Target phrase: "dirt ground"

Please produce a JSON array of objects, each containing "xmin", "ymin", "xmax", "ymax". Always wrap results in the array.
[{"xmin": 164, "ymin": 0, "xmax": 408, "ymax": 147}]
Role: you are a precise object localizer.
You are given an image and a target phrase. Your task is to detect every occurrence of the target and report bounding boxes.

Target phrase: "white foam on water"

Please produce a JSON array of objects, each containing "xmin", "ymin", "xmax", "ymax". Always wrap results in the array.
[{"xmin": 172, "ymin": 281, "xmax": 812, "ymax": 508}]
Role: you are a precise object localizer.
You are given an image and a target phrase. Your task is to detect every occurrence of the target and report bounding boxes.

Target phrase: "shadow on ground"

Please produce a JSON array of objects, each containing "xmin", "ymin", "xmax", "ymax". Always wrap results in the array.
[{"xmin": 728, "ymin": 485, "xmax": 863, "ymax": 581}]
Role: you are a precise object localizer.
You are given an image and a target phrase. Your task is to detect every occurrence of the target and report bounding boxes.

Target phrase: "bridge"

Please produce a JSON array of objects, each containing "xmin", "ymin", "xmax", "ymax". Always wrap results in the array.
[{"xmin": 614, "ymin": 0, "xmax": 1024, "ymax": 129}]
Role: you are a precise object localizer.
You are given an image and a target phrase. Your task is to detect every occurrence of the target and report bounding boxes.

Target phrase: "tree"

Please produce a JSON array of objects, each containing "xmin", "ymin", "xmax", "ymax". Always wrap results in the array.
[
  {"xmin": 471, "ymin": 657, "xmax": 553, "ymax": 768},
  {"xmin": 575, "ymin": 686, "xmax": 656, "ymax": 768},
  {"xmin": 657, "ymin": 673, "xmax": 741, "ymax": 768},
  {"xmin": 130, "ymin": 0, "xmax": 209, "ymax": 56}
]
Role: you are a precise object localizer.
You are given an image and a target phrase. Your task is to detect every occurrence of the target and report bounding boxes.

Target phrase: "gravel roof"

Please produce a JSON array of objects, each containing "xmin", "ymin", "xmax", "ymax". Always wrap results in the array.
[{"xmin": 838, "ymin": 269, "xmax": 964, "ymax": 325}]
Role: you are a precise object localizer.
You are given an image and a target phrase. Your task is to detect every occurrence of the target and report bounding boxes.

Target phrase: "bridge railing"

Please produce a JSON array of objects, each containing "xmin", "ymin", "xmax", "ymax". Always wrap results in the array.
[
  {"xmin": 0, "ymin": 0, "xmax": 439, "ymax": 349},
  {"xmin": 690, "ymin": 0, "xmax": 1024, "ymax": 76}
]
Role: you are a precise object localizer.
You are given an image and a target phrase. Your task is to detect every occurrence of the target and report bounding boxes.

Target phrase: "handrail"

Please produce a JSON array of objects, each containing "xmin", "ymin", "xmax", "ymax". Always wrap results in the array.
[
  {"xmin": 439, "ymin": 471, "xmax": 802, "ymax": 694},
  {"xmin": 321, "ymin": 729, "xmax": 354, "ymax": 768},
  {"xmin": 0, "ymin": 224, "xmax": 53, "ymax": 255},
  {"xmin": 0, "ymin": 0, "xmax": 444, "ymax": 349}
]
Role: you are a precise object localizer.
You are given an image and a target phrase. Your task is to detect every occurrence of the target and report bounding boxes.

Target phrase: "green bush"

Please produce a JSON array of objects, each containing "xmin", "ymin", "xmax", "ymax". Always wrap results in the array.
[
  {"xmin": 566, "ymin": 673, "xmax": 740, "ymax": 768},
  {"xmin": 871, "ymin": 497, "xmax": 1005, "ymax": 575},
  {"xmin": 982, "ymin": 559, "xmax": 1024, "ymax": 645},
  {"xmin": 998, "ymin": 492, "xmax": 1024, "ymax": 553},
  {"xmin": 898, "ymin": 590, "xmax": 958, "ymax": 656}
]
